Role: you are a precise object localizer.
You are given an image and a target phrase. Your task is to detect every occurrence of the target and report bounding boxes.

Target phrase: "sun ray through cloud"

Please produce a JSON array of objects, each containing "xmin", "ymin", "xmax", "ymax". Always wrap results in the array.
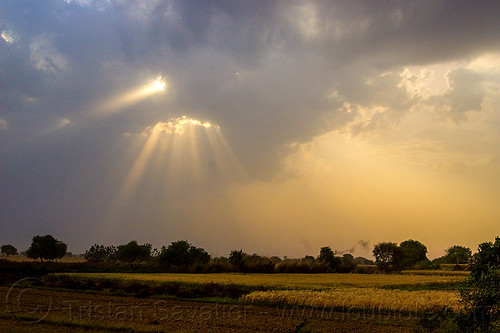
[
  {"xmin": 94, "ymin": 75, "xmax": 168, "ymax": 116},
  {"xmin": 99, "ymin": 116, "xmax": 244, "ymax": 236}
]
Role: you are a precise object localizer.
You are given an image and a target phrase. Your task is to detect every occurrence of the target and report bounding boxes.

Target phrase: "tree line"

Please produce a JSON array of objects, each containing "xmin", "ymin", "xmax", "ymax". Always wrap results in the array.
[
  {"xmin": 372, "ymin": 239, "xmax": 472, "ymax": 273},
  {"xmin": 0, "ymin": 235, "xmax": 477, "ymax": 274}
]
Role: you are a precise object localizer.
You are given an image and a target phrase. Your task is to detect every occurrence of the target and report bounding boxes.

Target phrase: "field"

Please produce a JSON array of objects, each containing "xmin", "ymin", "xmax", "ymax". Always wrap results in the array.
[
  {"xmin": 1, "ymin": 270, "xmax": 468, "ymax": 332},
  {"xmin": 243, "ymin": 288, "xmax": 461, "ymax": 312},
  {"xmin": 62, "ymin": 272, "xmax": 466, "ymax": 314},
  {"xmin": 0, "ymin": 286, "xmax": 420, "ymax": 333},
  {"xmin": 63, "ymin": 271, "xmax": 466, "ymax": 289}
]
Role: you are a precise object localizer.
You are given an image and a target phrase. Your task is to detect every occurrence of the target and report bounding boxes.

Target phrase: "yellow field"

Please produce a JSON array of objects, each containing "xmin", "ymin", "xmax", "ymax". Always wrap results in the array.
[
  {"xmin": 243, "ymin": 288, "xmax": 461, "ymax": 312},
  {"xmin": 64, "ymin": 272, "xmax": 466, "ymax": 290}
]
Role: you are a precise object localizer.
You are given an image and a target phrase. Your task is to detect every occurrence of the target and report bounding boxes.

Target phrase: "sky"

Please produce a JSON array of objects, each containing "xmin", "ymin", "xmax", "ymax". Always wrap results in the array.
[{"xmin": 1, "ymin": 0, "xmax": 500, "ymax": 259}]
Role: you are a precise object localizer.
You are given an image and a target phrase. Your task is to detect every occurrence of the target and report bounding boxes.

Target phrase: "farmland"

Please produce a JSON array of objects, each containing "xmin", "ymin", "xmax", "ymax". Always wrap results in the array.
[
  {"xmin": 0, "ymin": 285, "xmax": 420, "ymax": 333},
  {"xmin": 243, "ymin": 288, "xmax": 461, "ymax": 312},
  {"xmin": 1, "ymin": 262, "xmax": 470, "ymax": 332},
  {"xmin": 63, "ymin": 271, "xmax": 466, "ymax": 290},
  {"xmin": 61, "ymin": 272, "xmax": 466, "ymax": 314}
]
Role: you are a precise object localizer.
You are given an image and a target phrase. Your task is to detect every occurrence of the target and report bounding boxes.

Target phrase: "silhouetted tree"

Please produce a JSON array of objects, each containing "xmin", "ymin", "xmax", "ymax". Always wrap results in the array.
[
  {"xmin": 459, "ymin": 237, "xmax": 500, "ymax": 330},
  {"xmin": 229, "ymin": 249, "xmax": 246, "ymax": 272},
  {"xmin": 445, "ymin": 245, "xmax": 472, "ymax": 265},
  {"xmin": 338, "ymin": 253, "xmax": 357, "ymax": 273},
  {"xmin": 373, "ymin": 242, "xmax": 403, "ymax": 273},
  {"xmin": 26, "ymin": 235, "xmax": 67, "ymax": 262},
  {"xmin": 158, "ymin": 240, "xmax": 210, "ymax": 269},
  {"xmin": 84, "ymin": 244, "xmax": 117, "ymax": 263},
  {"xmin": 399, "ymin": 239, "xmax": 428, "ymax": 269},
  {"xmin": 317, "ymin": 246, "xmax": 341, "ymax": 272},
  {"xmin": 115, "ymin": 241, "xmax": 151, "ymax": 263},
  {"xmin": 471, "ymin": 237, "xmax": 500, "ymax": 280},
  {"xmin": 242, "ymin": 254, "xmax": 276, "ymax": 273},
  {"xmin": 303, "ymin": 255, "xmax": 315, "ymax": 262},
  {"xmin": 1, "ymin": 244, "xmax": 18, "ymax": 256}
]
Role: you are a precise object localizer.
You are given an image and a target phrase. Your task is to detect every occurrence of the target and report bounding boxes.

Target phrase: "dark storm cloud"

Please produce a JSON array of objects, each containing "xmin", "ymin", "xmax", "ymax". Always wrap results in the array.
[{"xmin": 1, "ymin": 0, "xmax": 500, "ymax": 251}]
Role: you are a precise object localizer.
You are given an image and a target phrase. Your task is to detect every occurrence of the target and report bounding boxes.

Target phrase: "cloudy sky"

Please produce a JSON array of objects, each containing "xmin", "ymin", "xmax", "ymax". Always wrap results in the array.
[{"xmin": 1, "ymin": 0, "xmax": 500, "ymax": 259}]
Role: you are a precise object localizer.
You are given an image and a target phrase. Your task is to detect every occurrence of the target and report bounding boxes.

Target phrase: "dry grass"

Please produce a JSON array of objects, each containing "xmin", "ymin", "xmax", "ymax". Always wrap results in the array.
[
  {"xmin": 242, "ymin": 288, "xmax": 462, "ymax": 312},
  {"xmin": 64, "ymin": 272, "xmax": 466, "ymax": 290}
]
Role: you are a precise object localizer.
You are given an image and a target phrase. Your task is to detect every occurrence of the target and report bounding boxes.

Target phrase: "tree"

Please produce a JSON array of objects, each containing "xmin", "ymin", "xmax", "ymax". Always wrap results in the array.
[
  {"xmin": 373, "ymin": 242, "xmax": 403, "ymax": 273},
  {"xmin": 339, "ymin": 253, "xmax": 357, "ymax": 273},
  {"xmin": 84, "ymin": 244, "xmax": 117, "ymax": 263},
  {"xmin": 471, "ymin": 236, "xmax": 500, "ymax": 280},
  {"xmin": 26, "ymin": 235, "xmax": 67, "ymax": 262},
  {"xmin": 229, "ymin": 250, "xmax": 246, "ymax": 272},
  {"xmin": 115, "ymin": 241, "xmax": 151, "ymax": 263},
  {"xmin": 445, "ymin": 245, "xmax": 472, "ymax": 265},
  {"xmin": 158, "ymin": 240, "xmax": 210, "ymax": 269},
  {"xmin": 458, "ymin": 237, "xmax": 500, "ymax": 330},
  {"xmin": 317, "ymin": 246, "xmax": 341, "ymax": 272},
  {"xmin": 399, "ymin": 239, "xmax": 428, "ymax": 269},
  {"xmin": 1, "ymin": 244, "xmax": 18, "ymax": 256},
  {"xmin": 188, "ymin": 245, "xmax": 210, "ymax": 266}
]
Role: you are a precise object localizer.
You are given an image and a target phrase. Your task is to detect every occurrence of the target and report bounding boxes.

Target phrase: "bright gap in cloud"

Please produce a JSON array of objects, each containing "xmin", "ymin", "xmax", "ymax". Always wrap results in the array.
[
  {"xmin": 95, "ymin": 75, "xmax": 168, "ymax": 115},
  {"xmin": 153, "ymin": 75, "xmax": 166, "ymax": 91}
]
